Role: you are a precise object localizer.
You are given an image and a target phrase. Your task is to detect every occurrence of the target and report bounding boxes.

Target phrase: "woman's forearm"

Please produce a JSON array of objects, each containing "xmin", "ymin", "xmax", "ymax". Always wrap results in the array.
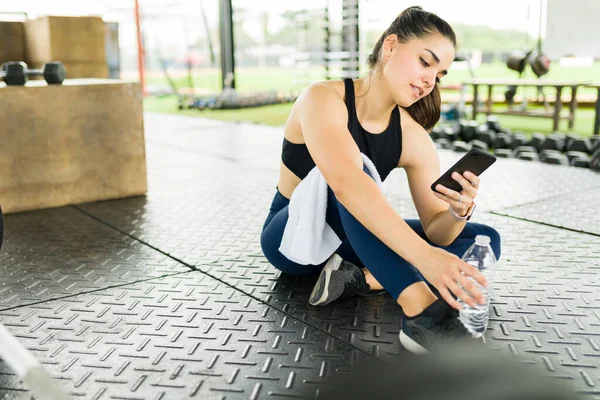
[
  {"xmin": 425, "ymin": 208, "xmax": 467, "ymax": 247},
  {"xmin": 333, "ymin": 172, "xmax": 431, "ymax": 266}
]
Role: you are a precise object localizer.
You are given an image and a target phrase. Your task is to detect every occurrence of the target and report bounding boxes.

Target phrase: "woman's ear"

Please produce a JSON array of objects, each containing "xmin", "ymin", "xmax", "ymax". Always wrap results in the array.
[{"xmin": 382, "ymin": 34, "xmax": 398, "ymax": 55}]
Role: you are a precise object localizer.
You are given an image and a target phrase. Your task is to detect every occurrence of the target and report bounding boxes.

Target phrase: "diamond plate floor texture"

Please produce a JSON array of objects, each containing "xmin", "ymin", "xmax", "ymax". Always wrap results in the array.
[{"xmin": 1, "ymin": 112, "xmax": 599, "ymax": 399}]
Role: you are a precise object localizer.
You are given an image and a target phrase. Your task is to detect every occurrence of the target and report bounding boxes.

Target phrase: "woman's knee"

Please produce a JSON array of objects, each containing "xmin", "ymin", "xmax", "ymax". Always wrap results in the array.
[
  {"xmin": 260, "ymin": 227, "xmax": 283, "ymax": 270},
  {"xmin": 261, "ymin": 228, "xmax": 322, "ymax": 276}
]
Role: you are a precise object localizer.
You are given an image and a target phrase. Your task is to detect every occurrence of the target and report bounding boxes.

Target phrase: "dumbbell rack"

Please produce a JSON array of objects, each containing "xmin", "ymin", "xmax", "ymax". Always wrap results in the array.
[{"xmin": 432, "ymin": 117, "xmax": 600, "ymax": 170}]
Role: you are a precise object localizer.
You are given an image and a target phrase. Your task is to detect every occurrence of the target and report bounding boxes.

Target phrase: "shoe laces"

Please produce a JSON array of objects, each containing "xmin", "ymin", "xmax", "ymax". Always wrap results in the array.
[{"xmin": 340, "ymin": 261, "xmax": 371, "ymax": 297}]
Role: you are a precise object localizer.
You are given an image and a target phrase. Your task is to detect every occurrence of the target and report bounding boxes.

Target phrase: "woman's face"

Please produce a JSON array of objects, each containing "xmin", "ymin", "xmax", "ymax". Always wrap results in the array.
[{"xmin": 381, "ymin": 33, "xmax": 455, "ymax": 107}]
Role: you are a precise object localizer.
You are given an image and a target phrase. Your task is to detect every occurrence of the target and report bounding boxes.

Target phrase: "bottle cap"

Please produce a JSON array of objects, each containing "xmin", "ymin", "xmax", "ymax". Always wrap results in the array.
[{"xmin": 475, "ymin": 235, "xmax": 491, "ymax": 245}]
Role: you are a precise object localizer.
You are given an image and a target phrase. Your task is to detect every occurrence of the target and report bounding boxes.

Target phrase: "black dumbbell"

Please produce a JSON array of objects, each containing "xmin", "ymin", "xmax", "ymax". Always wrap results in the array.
[
  {"xmin": 433, "ymin": 138, "xmax": 452, "ymax": 150},
  {"xmin": 30, "ymin": 62, "xmax": 66, "ymax": 84},
  {"xmin": 591, "ymin": 149, "xmax": 600, "ymax": 171},
  {"xmin": 441, "ymin": 126, "xmax": 458, "ymax": 142},
  {"xmin": 509, "ymin": 132, "xmax": 529, "ymax": 149},
  {"xmin": 529, "ymin": 132, "xmax": 546, "ymax": 153},
  {"xmin": 516, "ymin": 152, "xmax": 539, "ymax": 162},
  {"xmin": 0, "ymin": 62, "xmax": 27, "ymax": 85},
  {"xmin": 0, "ymin": 61, "xmax": 66, "ymax": 86},
  {"xmin": 475, "ymin": 128, "xmax": 496, "ymax": 148},
  {"xmin": 451, "ymin": 140, "xmax": 471, "ymax": 152},
  {"xmin": 458, "ymin": 120, "xmax": 479, "ymax": 143},
  {"xmin": 469, "ymin": 139, "xmax": 489, "ymax": 152},
  {"xmin": 571, "ymin": 158, "xmax": 590, "ymax": 168},
  {"xmin": 493, "ymin": 132, "xmax": 513, "ymax": 149},
  {"xmin": 590, "ymin": 135, "xmax": 600, "ymax": 150},
  {"xmin": 565, "ymin": 151, "xmax": 590, "ymax": 163},
  {"xmin": 512, "ymin": 146, "xmax": 541, "ymax": 162},
  {"xmin": 563, "ymin": 133, "xmax": 579, "ymax": 151},
  {"xmin": 540, "ymin": 150, "xmax": 569, "ymax": 165},
  {"xmin": 566, "ymin": 151, "xmax": 591, "ymax": 168},
  {"xmin": 541, "ymin": 134, "xmax": 566, "ymax": 152},
  {"xmin": 564, "ymin": 136, "xmax": 592, "ymax": 154},
  {"xmin": 494, "ymin": 148, "xmax": 513, "ymax": 158},
  {"xmin": 431, "ymin": 126, "xmax": 452, "ymax": 141},
  {"xmin": 485, "ymin": 115, "xmax": 502, "ymax": 132}
]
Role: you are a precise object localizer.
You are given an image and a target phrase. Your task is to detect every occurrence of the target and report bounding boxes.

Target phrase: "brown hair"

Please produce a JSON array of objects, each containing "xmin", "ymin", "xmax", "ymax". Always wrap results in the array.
[{"xmin": 367, "ymin": 6, "xmax": 457, "ymax": 131}]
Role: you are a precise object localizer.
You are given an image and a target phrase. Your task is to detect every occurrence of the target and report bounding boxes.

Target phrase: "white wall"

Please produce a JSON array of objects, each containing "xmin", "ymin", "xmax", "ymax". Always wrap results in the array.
[{"xmin": 545, "ymin": 0, "xmax": 600, "ymax": 59}]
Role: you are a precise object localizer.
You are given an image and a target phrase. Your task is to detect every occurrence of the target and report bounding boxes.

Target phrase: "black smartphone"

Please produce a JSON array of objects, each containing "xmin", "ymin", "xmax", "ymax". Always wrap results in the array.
[{"xmin": 431, "ymin": 149, "xmax": 497, "ymax": 193}]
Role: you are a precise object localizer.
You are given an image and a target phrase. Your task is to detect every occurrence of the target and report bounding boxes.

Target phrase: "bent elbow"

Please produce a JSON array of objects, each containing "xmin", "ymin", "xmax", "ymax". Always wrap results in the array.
[
  {"xmin": 322, "ymin": 165, "xmax": 355, "ymax": 197},
  {"xmin": 425, "ymin": 228, "xmax": 453, "ymax": 247},
  {"xmin": 327, "ymin": 176, "xmax": 348, "ymax": 198},
  {"xmin": 433, "ymin": 238, "xmax": 454, "ymax": 247}
]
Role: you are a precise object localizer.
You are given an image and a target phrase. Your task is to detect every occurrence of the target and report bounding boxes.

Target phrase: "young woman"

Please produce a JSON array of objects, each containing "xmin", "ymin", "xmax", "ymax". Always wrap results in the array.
[{"xmin": 260, "ymin": 6, "xmax": 501, "ymax": 353}]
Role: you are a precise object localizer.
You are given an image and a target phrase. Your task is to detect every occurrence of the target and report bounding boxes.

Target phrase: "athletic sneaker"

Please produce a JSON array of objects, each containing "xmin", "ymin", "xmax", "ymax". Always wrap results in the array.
[
  {"xmin": 308, "ymin": 254, "xmax": 376, "ymax": 306},
  {"xmin": 399, "ymin": 298, "xmax": 474, "ymax": 354}
]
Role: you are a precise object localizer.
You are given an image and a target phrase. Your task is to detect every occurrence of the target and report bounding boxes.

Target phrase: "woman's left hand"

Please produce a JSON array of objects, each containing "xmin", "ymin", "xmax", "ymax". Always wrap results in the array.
[{"xmin": 433, "ymin": 171, "xmax": 480, "ymax": 217}]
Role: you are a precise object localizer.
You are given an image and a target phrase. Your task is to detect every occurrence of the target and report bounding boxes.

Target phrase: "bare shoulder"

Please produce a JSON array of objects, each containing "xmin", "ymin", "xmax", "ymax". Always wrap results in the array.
[
  {"xmin": 300, "ymin": 80, "xmax": 345, "ymax": 102},
  {"xmin": 285, "ymin": 80, "xmax": 347, "ymax": 141},
  {"xmin": 398, "ymin": 107, "xmax": 438, "ymax": 169}
]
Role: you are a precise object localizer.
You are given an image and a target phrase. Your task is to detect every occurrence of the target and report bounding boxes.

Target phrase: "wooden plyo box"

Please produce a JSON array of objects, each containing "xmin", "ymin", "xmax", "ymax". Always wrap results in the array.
[
  {"xmin": 24, "ymin": 16, "xmax": 106, "ymax": 64},
  {"xmin": 0, "ymin": 21, "xmax": 25, "ymax": 64},
  {"xmin": 0, "ymin": 79, "xmax": 147, "ymax": 214}
]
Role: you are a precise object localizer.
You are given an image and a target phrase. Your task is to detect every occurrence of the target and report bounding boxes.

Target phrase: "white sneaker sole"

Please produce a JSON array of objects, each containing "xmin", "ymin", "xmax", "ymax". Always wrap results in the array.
[
  {"xmin": 309, "ymin": 254, "xmax": 343, "ymax": 306},
  {"xmin": 399, "ymin": 330, "xmax": 429, "ymax": 355}
]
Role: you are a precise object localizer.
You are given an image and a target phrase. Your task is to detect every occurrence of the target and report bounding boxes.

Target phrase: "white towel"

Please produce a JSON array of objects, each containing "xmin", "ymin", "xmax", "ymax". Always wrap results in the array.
[{"xmin": 279, "ymin": 153, "xmax": 383, "ymax": 265}]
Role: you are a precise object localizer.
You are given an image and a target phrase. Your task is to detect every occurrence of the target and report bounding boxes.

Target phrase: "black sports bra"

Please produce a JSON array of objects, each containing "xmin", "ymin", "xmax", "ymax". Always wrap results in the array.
[{"xmin": 281, "ymin": 78, "xmax": 402, "ymax": 181}]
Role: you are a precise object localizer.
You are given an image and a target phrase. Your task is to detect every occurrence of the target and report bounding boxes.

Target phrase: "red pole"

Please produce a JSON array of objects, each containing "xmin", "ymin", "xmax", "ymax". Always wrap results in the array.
[{"xmin": 134, "ymin": 0, "xmax": 146, "ymax": 96}]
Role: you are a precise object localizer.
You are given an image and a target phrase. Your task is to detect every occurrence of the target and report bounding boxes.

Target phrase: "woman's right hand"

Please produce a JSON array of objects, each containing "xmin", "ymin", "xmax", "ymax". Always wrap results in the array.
[{"xmin": 415, "ymin": 246, "xmax": 488, "ymax": 310}]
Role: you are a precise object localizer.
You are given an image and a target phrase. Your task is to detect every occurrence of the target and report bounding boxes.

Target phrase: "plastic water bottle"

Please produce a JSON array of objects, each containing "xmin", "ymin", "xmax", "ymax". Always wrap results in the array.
[{"xmin": 457, "ymin": 235, "xmax": 497, "ymax": 338}]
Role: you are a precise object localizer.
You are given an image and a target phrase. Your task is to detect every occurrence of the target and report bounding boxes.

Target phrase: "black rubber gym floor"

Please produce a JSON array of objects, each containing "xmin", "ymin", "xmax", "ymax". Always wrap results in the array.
[{"xmin": 1, "ymin": 112, "xmax": 599, "ymax": 399}]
